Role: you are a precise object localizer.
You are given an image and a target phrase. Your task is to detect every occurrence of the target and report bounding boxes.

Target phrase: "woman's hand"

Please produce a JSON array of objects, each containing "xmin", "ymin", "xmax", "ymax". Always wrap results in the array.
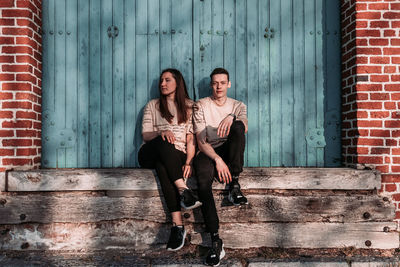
[
  {"xmin": 161, "ymin": 130, "xmax": 175, "ymax": 144},
  {"xmin": 182, "ymin": 164, "xmax": 192, "ymax": 178}
]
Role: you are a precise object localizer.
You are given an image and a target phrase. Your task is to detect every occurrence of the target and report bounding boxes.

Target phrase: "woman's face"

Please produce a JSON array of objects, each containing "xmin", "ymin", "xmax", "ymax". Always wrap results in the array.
[{"xmin": 160, "ymin": 72, "xmax": 177, "ymax": 98}]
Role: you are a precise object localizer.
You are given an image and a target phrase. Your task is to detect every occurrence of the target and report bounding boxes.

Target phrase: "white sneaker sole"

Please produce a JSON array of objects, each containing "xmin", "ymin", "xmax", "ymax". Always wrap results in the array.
[
  {"xmin": 228, "ymin": 193, "xmax": 248, "ymax": 206},
  {"xmin": 166, "ymin": 229, "xmax": 187, "ymax": 251},
  {"xmin": 180, "ymin": 200, "xmax": 202, "ymax": 210},
  {"xmin": 205, "ymin": 244, "xmax": 225, "ymax": 267}
]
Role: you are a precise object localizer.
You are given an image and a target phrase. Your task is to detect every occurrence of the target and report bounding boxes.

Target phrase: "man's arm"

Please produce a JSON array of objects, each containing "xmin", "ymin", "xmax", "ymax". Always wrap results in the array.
[{"xmin": 196, "ymin": 130, "xmax": 232, "ymax": 184}]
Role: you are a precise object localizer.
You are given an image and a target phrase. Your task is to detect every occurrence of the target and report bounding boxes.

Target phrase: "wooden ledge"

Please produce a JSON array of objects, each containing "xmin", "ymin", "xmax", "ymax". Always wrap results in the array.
[{"xmin": 1, "ymin": 168, "xmax": 380, "ymax": 192}]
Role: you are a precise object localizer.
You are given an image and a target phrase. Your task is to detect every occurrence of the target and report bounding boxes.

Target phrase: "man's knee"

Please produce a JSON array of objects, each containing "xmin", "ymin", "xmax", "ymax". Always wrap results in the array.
[{"xmin": 230, "ymin": 120, "xmax": 245, "ymax": 135}]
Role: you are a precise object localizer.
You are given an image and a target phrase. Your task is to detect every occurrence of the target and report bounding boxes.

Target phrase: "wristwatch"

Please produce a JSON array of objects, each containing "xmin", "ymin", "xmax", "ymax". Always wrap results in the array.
[{"xmin": 229, "ymin": 113, "xmax": 236, "ymax": 121}]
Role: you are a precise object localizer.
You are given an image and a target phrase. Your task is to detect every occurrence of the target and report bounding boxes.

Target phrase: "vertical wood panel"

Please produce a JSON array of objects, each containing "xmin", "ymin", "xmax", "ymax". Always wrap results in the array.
[
  {"xmin": 193, "ymin": 0, "xmax": 200, "ymax": 100},
  {"xmin": 89, "ymin": 0, "xmax": 101, "ymax": 167},
  {"xmin": 125, "ymin": 0, "xmax": 136, "ymax": 167},
  {"xmin": 235, "ymin": 0, "xmax": 247, "ymax": 165},
  {"xmin": 247, "ymin": 0, "xmax": 259, "ymax": 166},
  {"xmin": 77, "ymin": 0, "xmax": 90, "ymax": 167},
  {"xmin": 304, "ymin": 0, "xmax": 317, "ymax": 166},
  {"xmin": 316, "ymin": 0, "xmax": 325, "ymax": 167},
  {"xmin": 293, "ymin": 0, "xmax": 307, "ymax": 166},
  {"xmin": 211, "ymin": 0, "xmax": 223, "ymax": 69},
  {"xmin": 55, "ymin": 0, "xmax": 66, "ymax": 167},
  {"xmin": 223, "ymin": 0, "xmax": 235, "ymax": 100},
  {"xmin": 324, "ymin": 0, "xmax": 342, "ymax": 167},
  {"xmin": 258, "ymin": 0, "xmax": 271, "ymax": 166},
  {"xmin": 159, "ymin": 0, "xmax": 171, "ymax": 71},
  {"xmin": 65, "ymin": 0, "xmax": 78, "ymax": 167},
  {"xmin": 135, "ymin": 0, "xmax": 148, "ymax": 167},
  {"xmin": 281, "ymin": 0, "xmax": 294, "ymax": 166},
  {"xmin": 113, "ymin": 0, "xmax": 125, "ymax": 167},
  {"xmin": 100, "ymin": 0, "xmax": 113, "ymax": 167},
  {"xmin": 270, "ymin": 0, "xmax": 282, "ymax": 166},
  {"xmin": 147, "ymin": 0, "xmax": 160, "ymax": 101},
  {"xmin": 41, "ymin": 0, "xmax": 56, "ymax": 168}
]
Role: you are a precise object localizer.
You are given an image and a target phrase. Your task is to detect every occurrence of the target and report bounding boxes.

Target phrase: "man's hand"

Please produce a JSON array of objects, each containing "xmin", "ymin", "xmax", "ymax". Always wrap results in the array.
[
  {"xmin": 217, "ymin": 115, "xmax": 234, "ymax": 137},
  {"xmin": 161, "ymin": 130, "xmax": 175, "ymax": 144},
  {"xmin": 182, "ymin": 164, "xmax": 192, "ymax": 178},
  {"xmin": 215, "ymin": 157, "xmax": 232, "ymax": 184}
]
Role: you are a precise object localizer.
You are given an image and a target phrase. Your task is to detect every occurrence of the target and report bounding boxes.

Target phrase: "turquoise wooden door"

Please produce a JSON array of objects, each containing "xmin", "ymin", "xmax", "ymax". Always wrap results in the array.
[{"xmin": 42, "ymin": 0, "xmax": 341, "ymax": 168}]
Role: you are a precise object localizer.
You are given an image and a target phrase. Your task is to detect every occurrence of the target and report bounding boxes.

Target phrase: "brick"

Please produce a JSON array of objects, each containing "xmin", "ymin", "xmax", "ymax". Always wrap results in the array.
[
  {"xmin": 385, "ymin": 183, "xmax": 397, "ymax": 192},
  {"xmin": 392, "ymin": 166, "xmax": 400, "ymax": 173},
  {"xmin": 357, "ymin": 65, "xmax": 381, "ymax": 74},
  {"xmin": 2, "ymin": 101, "xmax": 32, "ymax": 109},
  {"xmin": 393, "ymin": 21, "xmax": 400, "ymax": 28},
  {"xmin": 0, "ymin": 73, "xmax": 15, "ymax": 81},
  {"xmin": 385, "ymin": 84, "xmax": 400, "ymax": 91},
  {"xmin": 33, "ymin": 121, "xmax": 41, "ymax": 129},
  {"xmin": 355, "ymin": 83, "xmax": 382, "ymax": 91},
  {"xmin": 370, "ymin": 111, "xmax": 390, "ymax": 118},
  {"xmin": 382, "ymin": 174, "xmax": 400, "ymax": 183},
  {"xmin": 392, "ymin": 112, "xmax": 400, "ymax": 119},
  {"xmin": 0, "ymin": 18, "xmax": 14, "ymax": 26},
  {"xmin": 371, "ymin": 147, "xmax": 390, "ymax": 154},
  {"xmin": 369, "ymin": 39, "xmax": 388, "ymax": 46},
  {"xmin": 392, "ymin": 3, "xmax": 400, "ymax": 10},
  {"xmin": 357, "ymin": 12, "xmax": 381, "ymax": 20},
  {"xmin": 16, "ymin": 1, "xmax": 38, "ymax": 13},
  {"xmin": 384, "ymin": 66, "xmax": 397, "ymax": 74},
  {"xmin": 386, "ymin": 139, "xmax": 398, "ymax": 146},
  {"xmin": 0, "ymin": 130, "xmax": 14, "ymax": 137},
  {"xmin": 0, "ymin": 149, "xmax": 14, "ymax": 156},
  {"xmin": 357, "ymin": 120, "xmax": 382, "ymax": 127},
  {"xmin": 356, "ymin": 38, "xmax": 368, "ymax": 46},
  {"xmin": 0, "ymin": 36, "xmax": 14, "ymax": 45},
  {"xmin": 393, "ymin": 130, "xmax": 400, "ymax": 137},
  {"xmin": 357, "ymin": 156, "xmax": 383, "ymax": 164},
  {"xmin": 16, "ymin": 148, "xmax": 37, "ymax": 156},
  {"xmin": 2, "ymin": 45, "xmax": 33, "ymax": 55},
  {"xmin": 2, "ymin": 27, "xmax": 33, "ymax": 37},
  {"xmin": 385, "ymin": 120, "xmax": 400, "ymax": 128},
  {"xmin": 356, "ymin": 48, "xmax": 382, "ymax": 55},
  {"xmin": 385, "ymin": 102, "xmax": 397, "ymax": 109},
  {"xmin": 384, "ymin": 30, "xmax": 396, "ymax": 37},
  {"xmin": 16, "ymin": 129, "xmax": 37, "ymax": 137},
  {"xmin": 370, "ymin": 57, "xmax": 390, "ymax": 64},
  {"xmin": 33, "ymin": 139, "xmax": 41, "ymax": 146},
  {"xmin": 383, "ymin": 12, "xmax": 400, "ymax": 19},
  {"xmin": 370, "ymin": 75, "xmax": 389, "ymax": 82},
  {"xmin": 2, "ymin": 158, "xmax": 32, "ymax": 166},
  {"xmin": 394, "ymin": 57, "xmax": 400, "ymax": 64},
  {"xmin": 2, "ymin": 64, "xmax": 32, "ymax": 73},
  {"xmin": 357, "ymin": 102, "xmax": 382, "ymax": 109},
  {"xmin": 16, "ymin": 37, "xmax": 38, "ymax": 50},
  {"xmin": 384, "ymin": 48, "xmax": 400, "ymax": 55},
  {"xmin": 391, "ymin": 39, "xmax": 400, "ymax": 46},
  {"xmin": 394, "ymin": 157, "xmax": 400, "ymax": 164},
  {"xmin": 0, "ymin": 111, "xmax": 13, "ymax": 119},
  {"xmin": 0, "ymin": 92, "xmax": 13, "ymax": 100},
  {"xmin": 370, "ymin": 21, "xmax": 390, "ymax": 28},
  {"xmin": 0, "ymin": 0, "xmax": 14, "ymax": 7},
  {"xmin": 2, "ymin": 9, "xmax": 32, "ymax": 19},
  {"xmin": 355, "ymin": 93, "xmax": 368, "ymax": 100},
  {"xmin": 2, "ymin": 139, "xmax": 32, "ymax": 146},
  {"xmin": 16, "ymin": 110, "xmax": 36, "ymax": 119},
  {"xmin": 16, "ymin": 73, "xmax": 36, "ymax": 84},
  {"xmin": 0, "ymin": 55, "xmax": 14, "ymax": 63},
  {"xmin": 370, "ymin": 93, "xmax": 390, "ymax": 100},
  {"xmin": 376, "ymin": 165, "xmax": 389, "ymax": 173},
  {"xmin": 370, "ymin": 129, "xmax": 391, "ymax": 137},
  {"xmin": 392, "ymin": 75, "xmax": 400, "ymax": 82},
  {"xmin": 358, "ymin": 138, "xmax": 383, "ymax": 146},
  {"xmin": 2, "ymin": 82, "xmax": 32, "ymax": 91},
  {"xmin": 15, "ymin": 92, "xmax": 36, "ymax": 101},
  {"xmin": 368, "ymin": 3, "xmax": 389, "ymax": 10},
  {"xmin": 16, "ymin": 55, "xmax": 38, "ymax": 68}
]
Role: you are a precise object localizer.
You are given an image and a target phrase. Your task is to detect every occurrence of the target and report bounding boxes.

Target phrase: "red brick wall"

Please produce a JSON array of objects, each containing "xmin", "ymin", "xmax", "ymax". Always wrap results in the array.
[
  {"xmin": 341, "ymin": 0, "xmax": 400, "ymax": 220},
  {"xmin": 0, "ymin": 0, "xmax": 42, "ymax": 171}
]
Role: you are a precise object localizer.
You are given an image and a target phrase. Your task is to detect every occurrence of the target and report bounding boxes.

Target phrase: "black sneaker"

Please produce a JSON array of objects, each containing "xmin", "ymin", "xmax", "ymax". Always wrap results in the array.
[
  {"xmin": 204, "ymin": 238, "xmax": 225, "ymax": 266},
  {"xmin": 180, "ymin": 189, "xmax": 202, "ymax": 210},
  {"xmin": 166, "ymin": 225, "xmax": 186, "ymax": 251},
  {"xmin": 228, "ymin": 180, "xmax": 248, "ymax": 206}
]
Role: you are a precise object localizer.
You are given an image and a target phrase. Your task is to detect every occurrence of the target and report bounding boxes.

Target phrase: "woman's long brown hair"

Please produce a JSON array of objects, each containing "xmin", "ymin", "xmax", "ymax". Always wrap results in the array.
[{"xmin": 158, "ymin": 68, "xmax": 191, "ymax": 124}]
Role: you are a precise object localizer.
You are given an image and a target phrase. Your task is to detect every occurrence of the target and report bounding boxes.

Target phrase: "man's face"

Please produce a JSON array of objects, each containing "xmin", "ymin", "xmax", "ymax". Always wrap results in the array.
[{"xmin": 211, "ymin": 74, "xmax": 231, "ymax": 99}]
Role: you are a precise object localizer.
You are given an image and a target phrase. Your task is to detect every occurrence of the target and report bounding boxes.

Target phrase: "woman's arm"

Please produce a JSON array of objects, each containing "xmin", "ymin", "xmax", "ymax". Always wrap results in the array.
[
  {"xmin": 182, "ymin": 133, "xmax": 195, "ymax": 178},
  {"xmin": 143, "ymin": 130, "xmax": 176, "ymax": 143},
  {"xmin": 142, "ymin": 131, "xmax": 160, "ymax": 142}
]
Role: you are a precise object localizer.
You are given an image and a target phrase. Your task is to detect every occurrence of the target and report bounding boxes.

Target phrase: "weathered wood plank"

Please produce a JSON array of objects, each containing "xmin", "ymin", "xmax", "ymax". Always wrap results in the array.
[
  {"xmin": 0, "ymin": 221, "xmax": 397, "ymax": 251},
  {"xmin": 0, "ymin": 194, "xmax": 393, "ymax": 224},
  {"xmin": 191, "ymin": 222, "xmax": 399, "ymax": 249},
  {"xmin": 6, "ymin": 168, "xmax": 380, "ymax": 192}
]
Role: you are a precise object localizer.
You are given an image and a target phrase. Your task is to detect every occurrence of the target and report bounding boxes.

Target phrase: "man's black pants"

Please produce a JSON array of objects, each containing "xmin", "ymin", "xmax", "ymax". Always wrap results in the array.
[{"xmin": 193, "ymin": 121, "xmax": 246, "ymax": 233}]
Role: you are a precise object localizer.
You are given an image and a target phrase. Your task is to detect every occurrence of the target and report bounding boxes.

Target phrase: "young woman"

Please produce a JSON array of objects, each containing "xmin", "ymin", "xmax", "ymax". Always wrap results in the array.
[{"xmin": 138, "ymin": 68, "xmax": 201, "ymax": 251}]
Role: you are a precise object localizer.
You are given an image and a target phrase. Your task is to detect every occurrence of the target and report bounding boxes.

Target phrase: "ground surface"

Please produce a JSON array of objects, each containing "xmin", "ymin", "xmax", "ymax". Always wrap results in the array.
[{"xmin": 1, "ymin": 246, "xmax": 400, "ymax": 266}]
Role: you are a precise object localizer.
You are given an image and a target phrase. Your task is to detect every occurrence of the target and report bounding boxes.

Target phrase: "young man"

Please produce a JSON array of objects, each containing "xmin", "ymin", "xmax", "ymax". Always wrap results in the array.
[{"xmin": 193, "ymin": 67, "xmax": 248, "ymax": 266}]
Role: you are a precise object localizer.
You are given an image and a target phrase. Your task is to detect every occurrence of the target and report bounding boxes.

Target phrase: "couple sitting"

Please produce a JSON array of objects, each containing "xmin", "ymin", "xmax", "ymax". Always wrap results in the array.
[{"xmin": 138, "ymin": 67, "xmax": 248, "ymax": 266}]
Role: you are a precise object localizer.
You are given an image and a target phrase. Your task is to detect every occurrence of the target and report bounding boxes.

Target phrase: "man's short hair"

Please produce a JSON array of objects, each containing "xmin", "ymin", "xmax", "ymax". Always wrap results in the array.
[{"xmin": 210, "ymin": 67, "xmax": 230, "ymax": 81}]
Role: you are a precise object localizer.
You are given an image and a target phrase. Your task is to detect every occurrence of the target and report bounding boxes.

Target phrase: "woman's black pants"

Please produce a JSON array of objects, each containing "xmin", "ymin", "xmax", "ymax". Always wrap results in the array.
[{"xmin": 138, "ymin": 136, "xmax": 186, "ymax": 213}]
